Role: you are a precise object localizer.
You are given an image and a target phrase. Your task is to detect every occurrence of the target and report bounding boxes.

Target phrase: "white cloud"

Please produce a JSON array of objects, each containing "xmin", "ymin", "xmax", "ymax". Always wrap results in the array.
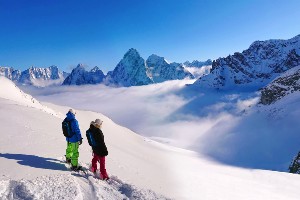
[{"xmin": 21, "ymin": 79, "xmax": 300, "ymax": 171}]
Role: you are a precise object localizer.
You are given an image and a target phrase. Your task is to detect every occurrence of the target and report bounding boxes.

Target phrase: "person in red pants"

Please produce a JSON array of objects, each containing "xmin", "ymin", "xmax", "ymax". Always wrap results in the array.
[{"xmin": 86, "ymin": 119, "xmax": 109, "ymax": 180}]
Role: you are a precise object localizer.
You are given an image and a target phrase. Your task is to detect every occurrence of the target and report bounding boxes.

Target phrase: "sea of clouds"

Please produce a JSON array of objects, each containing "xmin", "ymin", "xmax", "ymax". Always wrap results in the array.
[{"xmin": 21, "ymin": 80, "xmax": 300, "ymax": 171}]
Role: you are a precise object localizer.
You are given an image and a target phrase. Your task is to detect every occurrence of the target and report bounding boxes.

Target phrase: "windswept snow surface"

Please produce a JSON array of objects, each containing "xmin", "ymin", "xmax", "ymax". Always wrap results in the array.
[
  {"xmin": 0, "ymin": 78, "xmax": 176, "ymax": 199},
  {"xmin": 2, "ymin": 78, "xmax": 300, "ymax": 199},
  {"xmin": 0, "ymin": 77, "xmax": 57, "ymax": 116}
]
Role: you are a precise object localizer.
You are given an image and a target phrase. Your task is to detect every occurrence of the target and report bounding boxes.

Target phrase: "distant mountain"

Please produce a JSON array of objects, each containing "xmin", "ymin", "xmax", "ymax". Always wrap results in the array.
[
  {"xmin": 183, "ymin": 59, "xmax": 212, "ymax": 79},
  {"xmin": 62, "ymin": 64, "xmax": 105, "ymax": 85},
  {"xmin": 194, "ymin": 34, "xmax": 300, "ymax": 90},
  {"xmin": 0, "ymin": 67, "xmax": 21, "ymax": 81},
  {"xmin": 260, "ymin": 66, "xmax": 300, "ymax": 105},
  {"xmin": 0, "ymin": 65, "xmax": 68, "ymax": 87},
  {"xmin": 183, "ymin": 59, "xmax": 212, "ymax": 68},
  {"xmin": 105, "ymin": 48, "xmax": 153, "ymax": 87},
  {"xmin": 146, "ymin": 54, "xmax": 194, "ymax": 83}
]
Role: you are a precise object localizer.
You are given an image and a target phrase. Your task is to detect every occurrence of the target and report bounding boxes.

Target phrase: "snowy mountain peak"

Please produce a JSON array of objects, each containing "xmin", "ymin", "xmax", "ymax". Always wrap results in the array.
[
  {"xmin": 184, "ymin": 59, "xmax": 213, "ymax": 68},
  {"xmin": 147, "ymin": 54, "xmax": 168, "ymax": 66},
  {"xmin": 62, "ymin": 64, "xmax": 105, "ymax": 85},
  {"xmin": 105, "ymin": 48, "xmax": 153, "ymax": 87},
  {"xmin": 91, "ymin": 66, "xmax": 101, "ymax": 72},
  {"xmin": 146, "ymin": 55, "xmax": 194, "ymax": 83},
  {"xmin": 260, "ymin": 65, "xmax": 300, "ymax": 105},
  {"xmin": 0, "ymin": 66, "xmax": 21, "ymax": 81},
  {"xmin": 0, "ymin": 65, "xmax": 68, "ymax": 87},
  {"xmin": 124, "ymin": 48, "xmax": 140, "ymax": 57},
  {"xmin": 194, "ymin": 34, "xmax": 300, "ymax": 90},
  {"xmin": 74, "ymin": 63, "xmax": 85, "ymax": 70}
]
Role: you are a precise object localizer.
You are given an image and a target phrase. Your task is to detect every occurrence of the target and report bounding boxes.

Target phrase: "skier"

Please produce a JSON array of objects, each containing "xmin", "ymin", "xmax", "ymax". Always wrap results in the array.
[
  {"xmin": 86, "ymin": 119, "xmax": 109, "ymax": 180},
  {"xmin": 64, "ymin": 109, "xmax": 83, "ymax": 171}
]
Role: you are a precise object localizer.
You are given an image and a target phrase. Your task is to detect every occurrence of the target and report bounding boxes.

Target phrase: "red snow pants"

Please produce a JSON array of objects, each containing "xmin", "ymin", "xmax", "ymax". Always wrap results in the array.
[{"xmin": 91, "ymin": 153, "xmax": 109, "ymax": 179}]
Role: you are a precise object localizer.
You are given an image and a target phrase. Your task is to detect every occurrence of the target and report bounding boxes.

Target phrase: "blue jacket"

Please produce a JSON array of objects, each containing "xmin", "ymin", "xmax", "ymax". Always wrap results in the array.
[{"xmin": 65, "ymin": 111, "xmax": 82, "ymax": 143}]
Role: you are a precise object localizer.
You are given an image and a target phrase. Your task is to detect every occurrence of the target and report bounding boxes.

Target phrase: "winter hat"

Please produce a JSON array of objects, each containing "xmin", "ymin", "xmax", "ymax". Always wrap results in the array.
[
  {"xmin": 69, "ymin": 109, "xmax": 76, "ymax": 115},
  {"xmin": 94, "ymin": 119, "xmax": 103, "ymax": 128}
]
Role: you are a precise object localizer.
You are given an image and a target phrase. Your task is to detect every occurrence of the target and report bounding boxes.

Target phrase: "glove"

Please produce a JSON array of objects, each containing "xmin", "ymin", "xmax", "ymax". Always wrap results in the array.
[{"xmin": 79, "ymin": 138, "xmax": 83, "ymax": 145}]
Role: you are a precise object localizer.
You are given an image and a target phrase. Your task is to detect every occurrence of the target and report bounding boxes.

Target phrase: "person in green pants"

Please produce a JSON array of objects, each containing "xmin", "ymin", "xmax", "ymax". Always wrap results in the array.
[{"xmin": 64, "ymin": 109, "xmax": 83, "ymax": 171}]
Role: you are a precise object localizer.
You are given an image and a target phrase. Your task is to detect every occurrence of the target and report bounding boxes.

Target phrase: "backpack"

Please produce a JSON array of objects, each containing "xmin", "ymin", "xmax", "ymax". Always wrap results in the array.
[
  {"xmin": 62, "ymin": 119, "xmax": 75, "ymax": 138},
  {"xmin": 86, "ymin": 130, "xmax": 97, "ymax": 147}
]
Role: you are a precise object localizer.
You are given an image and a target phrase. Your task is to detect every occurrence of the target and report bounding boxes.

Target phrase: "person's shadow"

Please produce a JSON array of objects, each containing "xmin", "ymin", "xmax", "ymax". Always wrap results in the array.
[{"xmin": 0, "ymin": 153, "xmax": 67, "ymax": 171}]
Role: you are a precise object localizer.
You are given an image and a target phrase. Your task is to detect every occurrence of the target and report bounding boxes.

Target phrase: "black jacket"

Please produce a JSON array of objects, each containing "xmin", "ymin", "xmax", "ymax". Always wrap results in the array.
[{"xmin": 86, "ymin": 124, "xmax": 108, "ymax": 157}]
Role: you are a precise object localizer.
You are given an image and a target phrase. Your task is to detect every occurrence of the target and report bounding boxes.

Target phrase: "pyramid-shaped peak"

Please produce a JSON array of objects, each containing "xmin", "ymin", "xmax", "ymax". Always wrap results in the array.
[
  {"xmin": 90, "ymin": 66, "xmax": 100, "ymax": 72},
  {"xmin": 76, "ymin": 63, "xmax": 85, "ymax": 68},
  {"xmin": 124, "ymin": 48, "xmax": 141, "ymax": 58}
]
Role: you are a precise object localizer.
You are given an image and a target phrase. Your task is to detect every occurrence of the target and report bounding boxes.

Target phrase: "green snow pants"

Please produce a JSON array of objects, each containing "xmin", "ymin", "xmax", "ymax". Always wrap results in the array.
[{"xmin": 66, "ymin": 142, "xmax": 79, "ymax": 167}]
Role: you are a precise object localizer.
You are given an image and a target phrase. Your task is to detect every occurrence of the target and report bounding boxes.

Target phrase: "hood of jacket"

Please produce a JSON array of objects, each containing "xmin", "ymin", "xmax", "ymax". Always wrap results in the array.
[{"xmin": 66, "ymin": 111, "xmax": 75, "ymax": 121}]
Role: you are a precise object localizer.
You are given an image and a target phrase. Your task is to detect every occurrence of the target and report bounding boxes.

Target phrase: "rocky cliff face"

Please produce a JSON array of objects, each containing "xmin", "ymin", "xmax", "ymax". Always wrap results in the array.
[
  {"xmin": 62, "ymin": 64, "xmax": 105, "ymax": 85},
  {"xmin": 194, "ymin": 35, "xmax": 300, "ymax": 90},
  {"xmin": 0, "ymin": 65, "xmax": 68, "ymax": 86},
  {"xmin": 146, "ymin": 54, "xmax": 194, "ymax": 83},
  {"xmin": 105, "ymin": 48, "xmax": 153, "ymax": 87},
  {"xmin": 260, "ymin": 66, "xmax": 300, "ymax": 105},
  {"xmin": 0, "ymin": 67, "xmax": 21, "ymax": 81},
  {"xmin": 183, "ymin": 59, "xmax": 212, "ymax": 68}
]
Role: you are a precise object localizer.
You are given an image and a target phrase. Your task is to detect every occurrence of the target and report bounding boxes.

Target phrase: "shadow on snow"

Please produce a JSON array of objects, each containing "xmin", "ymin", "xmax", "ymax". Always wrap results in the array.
[{"xmin": 0, "ymin": 153, "xmax": 67, "ymax": 171}]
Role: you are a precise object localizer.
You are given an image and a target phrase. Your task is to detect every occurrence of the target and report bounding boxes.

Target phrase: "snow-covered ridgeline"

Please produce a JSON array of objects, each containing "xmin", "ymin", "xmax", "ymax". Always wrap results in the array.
[
  {"xmin": 260, "ymin": 65, "xmax": 300, "ymax": 104},
  {"xmin": 194, "ymin": 34, "xmax": 300, "ymax": 90},
  {"xmin": 183, "ymin": 59, "xmax": 212, "ymax": 68},
  {"xmin": 146, "ymin": 54, "xmax": 194, "ymax": 83},
  {"xmin": 0, "ymin": 76, "xmax": 57, "ymax": 116},
  {"xmin": 0, "ymin": 65, "xmax": 69, "ymax": 87},
  {"xmin": 62, "ymin": 64, "xmax": 105, "ymax": 85}
]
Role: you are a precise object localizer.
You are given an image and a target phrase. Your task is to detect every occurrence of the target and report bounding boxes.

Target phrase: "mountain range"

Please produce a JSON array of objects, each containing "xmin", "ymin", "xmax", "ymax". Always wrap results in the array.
[
  {"xmin": 0, "ymin": 65, "xmax": 69, "ymax": 87},
  {"xmin": 194, "ymin": 34, "xmax": 300, "ymax": 90},
  {"xmin": 0, "ymin": 49, "xmax": 203, "ymax": 87},
  {"xmin": 1, "ymin": 34, "xmax": 300, "ymax": 93},
  {"xmin": 62, "ymin": 64, "xmax": 105, "ymax": 85},
  {"xmin": 66, "ymin": 49, "xmax": 195, "ymax": 86}
]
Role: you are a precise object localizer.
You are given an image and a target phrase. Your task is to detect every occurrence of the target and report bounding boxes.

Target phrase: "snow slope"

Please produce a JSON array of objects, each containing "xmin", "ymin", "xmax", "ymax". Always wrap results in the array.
[
  {"xmin": 0, "ymin": 76, "xmax": 57, "ymax": 116},
  {"xmin": 2, "ymin": 75, "xmax": 300, "ymax": 199},
  {"xmin": 22, "ymin": 77, "xmax": 300, "ymax": 171},
  {"xmin": 0, "ymin": 77, "xmax": 177, "ymax": 199}
]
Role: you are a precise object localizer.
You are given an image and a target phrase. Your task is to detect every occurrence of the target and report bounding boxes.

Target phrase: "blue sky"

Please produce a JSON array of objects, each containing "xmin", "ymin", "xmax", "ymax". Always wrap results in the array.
[{"xmin": 0, "ymin": 0, "xmax": 300, "ymax": 73}]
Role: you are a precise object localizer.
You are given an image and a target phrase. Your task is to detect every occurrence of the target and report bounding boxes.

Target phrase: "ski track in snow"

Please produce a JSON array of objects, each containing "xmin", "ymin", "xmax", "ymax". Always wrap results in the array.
[{"xmin": 0, "ymin": 158, "xmax": 170, "ymax": 200}]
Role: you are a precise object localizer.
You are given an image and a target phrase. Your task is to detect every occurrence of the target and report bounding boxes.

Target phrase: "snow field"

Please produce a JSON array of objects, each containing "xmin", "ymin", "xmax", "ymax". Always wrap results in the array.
[{"xmin": 1, "ymin": 77, "xmax": 300, "ymax": 199}]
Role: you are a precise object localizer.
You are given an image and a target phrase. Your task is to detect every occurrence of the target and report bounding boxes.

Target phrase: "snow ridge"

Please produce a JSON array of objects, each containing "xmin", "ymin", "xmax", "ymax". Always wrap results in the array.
[
  {"xmin": 146, "ymin": 54, "xmax": 194, "ymax": 83},
  {"xmin": 0, "ymin": 76, "xmax": 57, "ymax": 116},
  {"xmin": 0, "ymin": 65, "xmax": 69, "ymax": 87},
  {"xmin": 62, "ymin": 64, "xmax": 105, "ymax": 85},
  {"xmin": 260, "ymin": 65, "xmax": 300, "ymax": 104},
  {"xmin": 194, "ymin": 34, "xmax": 300, "ymax": 90},
  {"xmin": 183, "ymin": 59, "xmax": 212, "ymax": 68}
]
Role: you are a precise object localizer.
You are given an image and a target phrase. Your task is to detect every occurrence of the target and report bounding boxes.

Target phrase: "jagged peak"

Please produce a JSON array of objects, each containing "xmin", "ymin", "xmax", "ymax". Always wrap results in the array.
[
  {"xmin": 123, "ymin": 48, "xmax": 141, "ymax": 58},
  {"xmin": 90, "ymin": 66, "xmax": 101, "ymax": 72},
  {"xmin": 71, "ymin": 64, "xmax": 86, "ymax": 72},
  {"xmin": 148, "ymin": 54, "xmax": 162, "ymax": 59},
  {"xmin": 147, "ymin": 54, "xmax": 164, "ymax": 61},
  {"xmin": 76, "ymin": 63, "xmax": 85, "ymax": 68},
  {"xmin": 147, "ymin": 54, "xmax": 171, "ymax": 65},
  {"xmin": 248, "ymin": 35, "xmax": 298, "ymax": 50},
  {"xmin": 48, "ymin": 65, "xmax": 59, "ymax": 70}
]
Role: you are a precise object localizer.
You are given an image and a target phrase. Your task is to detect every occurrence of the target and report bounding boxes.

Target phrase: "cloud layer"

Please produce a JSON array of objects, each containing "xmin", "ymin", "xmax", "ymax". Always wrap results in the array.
[{"xmin": 21, "ymin": 80, "xmax": 300, "ymax": 171}]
